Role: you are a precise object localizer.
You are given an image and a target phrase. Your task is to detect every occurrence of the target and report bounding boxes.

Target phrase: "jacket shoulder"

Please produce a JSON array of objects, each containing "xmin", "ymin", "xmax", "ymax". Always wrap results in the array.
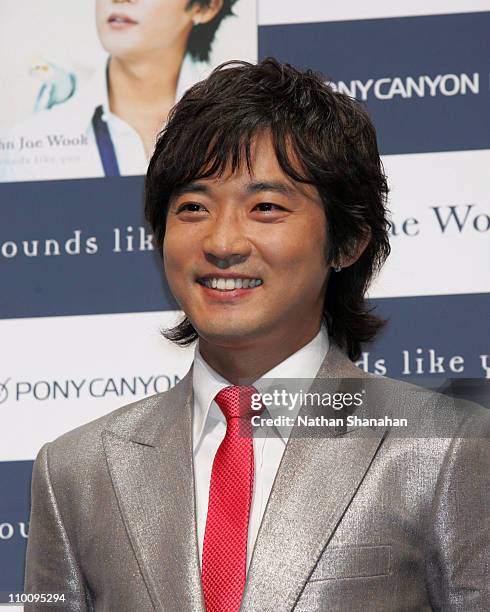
[
  {"xmin": 368, "ymin": 372, "xmax": 490, "ymax": 436},
  {"xmin": 42, "ymin": 368, "xmax": 193, "ymax": 465}
]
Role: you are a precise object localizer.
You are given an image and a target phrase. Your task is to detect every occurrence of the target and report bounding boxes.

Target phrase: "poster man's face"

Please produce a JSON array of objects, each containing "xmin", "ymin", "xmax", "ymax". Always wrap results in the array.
[
  {"xmin": 96, "ymin": 0, "xmax": 194, "ymax": 59},
  {"xmin": 164, "ymin": 132, "xmax": 330, "ymax": 349}
]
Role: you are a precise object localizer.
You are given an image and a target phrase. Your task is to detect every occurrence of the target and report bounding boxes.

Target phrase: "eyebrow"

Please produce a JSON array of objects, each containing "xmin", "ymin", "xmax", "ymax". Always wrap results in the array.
[
  {"xmin": 171, "ymin": 182, "xmax": 210, "ymax": 198},
  {"xmin": 171, "ymin": 180, "xmax": 297, "ymax": 199},
  {"xmin": 245, "ymin": 181, "xmax": 297, "ymax": 196}
]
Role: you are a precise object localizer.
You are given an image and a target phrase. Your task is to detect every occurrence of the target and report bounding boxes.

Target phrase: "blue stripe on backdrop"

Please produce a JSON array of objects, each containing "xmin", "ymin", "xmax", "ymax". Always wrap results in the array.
[
  {"xmin": 366, "ymin": 293, "xmax": 490, "ymax": 380},
  {"xmin": 0, "ymin": 461, "xmax": 31, "ymax": 591},
  {"xmin": 259, "ymin": 11, "xmax": 490, "ymax": 155},
  {"xmin": 1, "ymin": 178, "xmax": 489, "ymax": 329},
  {"xmin": 0, "ymin": 177, "xmax": 178, "ymax": 319}
]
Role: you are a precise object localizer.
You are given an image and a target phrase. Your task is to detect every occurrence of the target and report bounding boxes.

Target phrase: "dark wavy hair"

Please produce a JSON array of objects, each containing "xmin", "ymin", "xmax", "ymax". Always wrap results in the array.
[
  {"xmin": 145, "ymin": 58, "xmax": 391, "ymax": 361},
  {"xmin": 186, "ymin": 0, "xmax": 239, "ymax": 62}
]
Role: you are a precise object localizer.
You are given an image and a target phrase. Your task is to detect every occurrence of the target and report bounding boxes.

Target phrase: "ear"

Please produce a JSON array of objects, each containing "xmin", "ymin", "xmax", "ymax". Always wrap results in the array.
[
  {"xmin": 192, "ymin": 0, "xmax": 224, "ymax": 25},
  {"xmin": 335, "ymin": 230, "xmax": 371, "ymax": 270}
]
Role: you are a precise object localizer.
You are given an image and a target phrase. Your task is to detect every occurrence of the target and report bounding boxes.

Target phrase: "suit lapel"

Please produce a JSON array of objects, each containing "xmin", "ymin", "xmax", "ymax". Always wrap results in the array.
[
  {"xmin": 241, "ymin": 344, "xmax": 389, "ymax": 612},
  {"xmin": 102, "ymin": 369, "xmax": 205, "ymax": 612}
]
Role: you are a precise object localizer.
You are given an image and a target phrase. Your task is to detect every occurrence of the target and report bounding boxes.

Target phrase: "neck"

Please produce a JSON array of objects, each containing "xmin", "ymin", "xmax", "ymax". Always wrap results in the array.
[
  {"xmin": 107, "ymin": 46, "xmax": 187, "ymax": 155},
  {"xmin": 199, "ymin": 322, "xmax": 323, "ymax": 385}
]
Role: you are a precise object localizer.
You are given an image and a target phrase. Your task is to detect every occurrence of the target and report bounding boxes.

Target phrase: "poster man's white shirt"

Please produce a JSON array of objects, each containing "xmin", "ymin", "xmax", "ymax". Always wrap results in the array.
[{"xmin": 0, "ymin": 54, "xmax": 204, "ymax": 183}]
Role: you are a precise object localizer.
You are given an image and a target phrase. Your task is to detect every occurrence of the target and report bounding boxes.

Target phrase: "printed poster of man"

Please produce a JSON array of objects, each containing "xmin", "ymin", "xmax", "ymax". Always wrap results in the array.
[{"xmin": 0, "ymin": 0, "xmax": 257, "ymax": 183}]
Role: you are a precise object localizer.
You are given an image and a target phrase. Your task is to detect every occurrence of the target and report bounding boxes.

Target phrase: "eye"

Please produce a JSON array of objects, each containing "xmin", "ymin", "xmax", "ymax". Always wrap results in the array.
[
  {"xmin": 176, "ymin": 202, "xmax": 207, "ymax": 213},
  {"xmin": 253, "ymin": 202, "xmax": 286, "ymax": 212}
]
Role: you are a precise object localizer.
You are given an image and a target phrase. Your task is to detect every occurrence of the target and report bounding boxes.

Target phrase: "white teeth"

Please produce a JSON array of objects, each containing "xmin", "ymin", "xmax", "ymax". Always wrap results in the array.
[{"xmin": 200, "ymin": 277, "xmax": 262, "ymax": 291}]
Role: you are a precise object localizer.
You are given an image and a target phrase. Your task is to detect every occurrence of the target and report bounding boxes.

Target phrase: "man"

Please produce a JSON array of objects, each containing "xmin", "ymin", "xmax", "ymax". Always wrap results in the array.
[
  {"xmin": 25, "ymin": 59, "xmax": 489, "ymax": 610},
  {"xmin": 0, "ymin": 0, "xmax": 238, "ymax": 182}
]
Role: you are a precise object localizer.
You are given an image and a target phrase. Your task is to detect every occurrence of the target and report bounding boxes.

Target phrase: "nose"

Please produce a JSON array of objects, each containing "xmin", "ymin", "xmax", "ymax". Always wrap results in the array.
[{"xmin": 202, "ymin": 209, "xmax": 252, "ymax": 269}]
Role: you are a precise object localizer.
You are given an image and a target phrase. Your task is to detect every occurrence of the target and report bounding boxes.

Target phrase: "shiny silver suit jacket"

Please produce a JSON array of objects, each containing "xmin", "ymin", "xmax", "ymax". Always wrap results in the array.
[{"xmin": 25, "ymin": 344, "xmax": 490, "ymax": 611}]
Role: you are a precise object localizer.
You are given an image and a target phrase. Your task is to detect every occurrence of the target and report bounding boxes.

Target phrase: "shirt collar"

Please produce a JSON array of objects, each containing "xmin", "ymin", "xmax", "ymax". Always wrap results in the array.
[
  {"xmin": 192, "ymin": 326, "xmax": 330, "ymax": 450},
  {"xmin": 72, "ymin": 63, "xmax": 109, "ymax": 133}
]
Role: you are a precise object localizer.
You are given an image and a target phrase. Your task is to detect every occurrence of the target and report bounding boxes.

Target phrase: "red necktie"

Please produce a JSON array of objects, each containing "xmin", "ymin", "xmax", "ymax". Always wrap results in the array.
[{"xmin": 201, "ymin": 386, "xmax": 259, "ymax": 612}]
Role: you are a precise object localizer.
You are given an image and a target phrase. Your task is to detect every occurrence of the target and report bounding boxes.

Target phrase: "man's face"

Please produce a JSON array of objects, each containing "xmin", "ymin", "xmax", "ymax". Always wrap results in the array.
[
  {"xmin": 95, "ymin": 0, "xmax": 193, "ymax": 60},
  {"xmin": 164, "ymin": 132, "xmax": 330, "ymax": 350}
]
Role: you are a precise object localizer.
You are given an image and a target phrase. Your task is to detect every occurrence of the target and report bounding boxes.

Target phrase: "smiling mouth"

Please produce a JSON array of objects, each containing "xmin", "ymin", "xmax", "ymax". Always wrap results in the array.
[{"xmin": 197, "ymin": 277, "xmax": 263, "ymax": 291}]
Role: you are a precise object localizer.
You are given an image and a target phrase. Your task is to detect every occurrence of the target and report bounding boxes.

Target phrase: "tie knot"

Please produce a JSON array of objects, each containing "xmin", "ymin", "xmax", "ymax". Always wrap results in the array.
[{"xmin": 214, "ymin": 386, "xmax": 263, "ymax": 421}]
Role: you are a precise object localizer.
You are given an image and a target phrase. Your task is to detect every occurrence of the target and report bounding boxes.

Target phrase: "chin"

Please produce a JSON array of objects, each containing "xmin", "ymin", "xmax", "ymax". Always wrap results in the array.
[
  {"xmin": 101, "ymin": 35, "xmax": 141, "ymax": 58},
  {"xmin": 195, "ymin": 322, "xmax": 266, "ymax": 347}
]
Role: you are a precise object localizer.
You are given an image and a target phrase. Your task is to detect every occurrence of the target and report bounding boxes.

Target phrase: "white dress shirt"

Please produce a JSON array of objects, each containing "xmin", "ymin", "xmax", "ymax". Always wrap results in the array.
[
  {"xmin": 0, "ymin": 54, "xmax": 204, "ymax": 182},
  {"xmin": 192, "ymin": 326, "xmax": 330, "ymax": 570}
]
